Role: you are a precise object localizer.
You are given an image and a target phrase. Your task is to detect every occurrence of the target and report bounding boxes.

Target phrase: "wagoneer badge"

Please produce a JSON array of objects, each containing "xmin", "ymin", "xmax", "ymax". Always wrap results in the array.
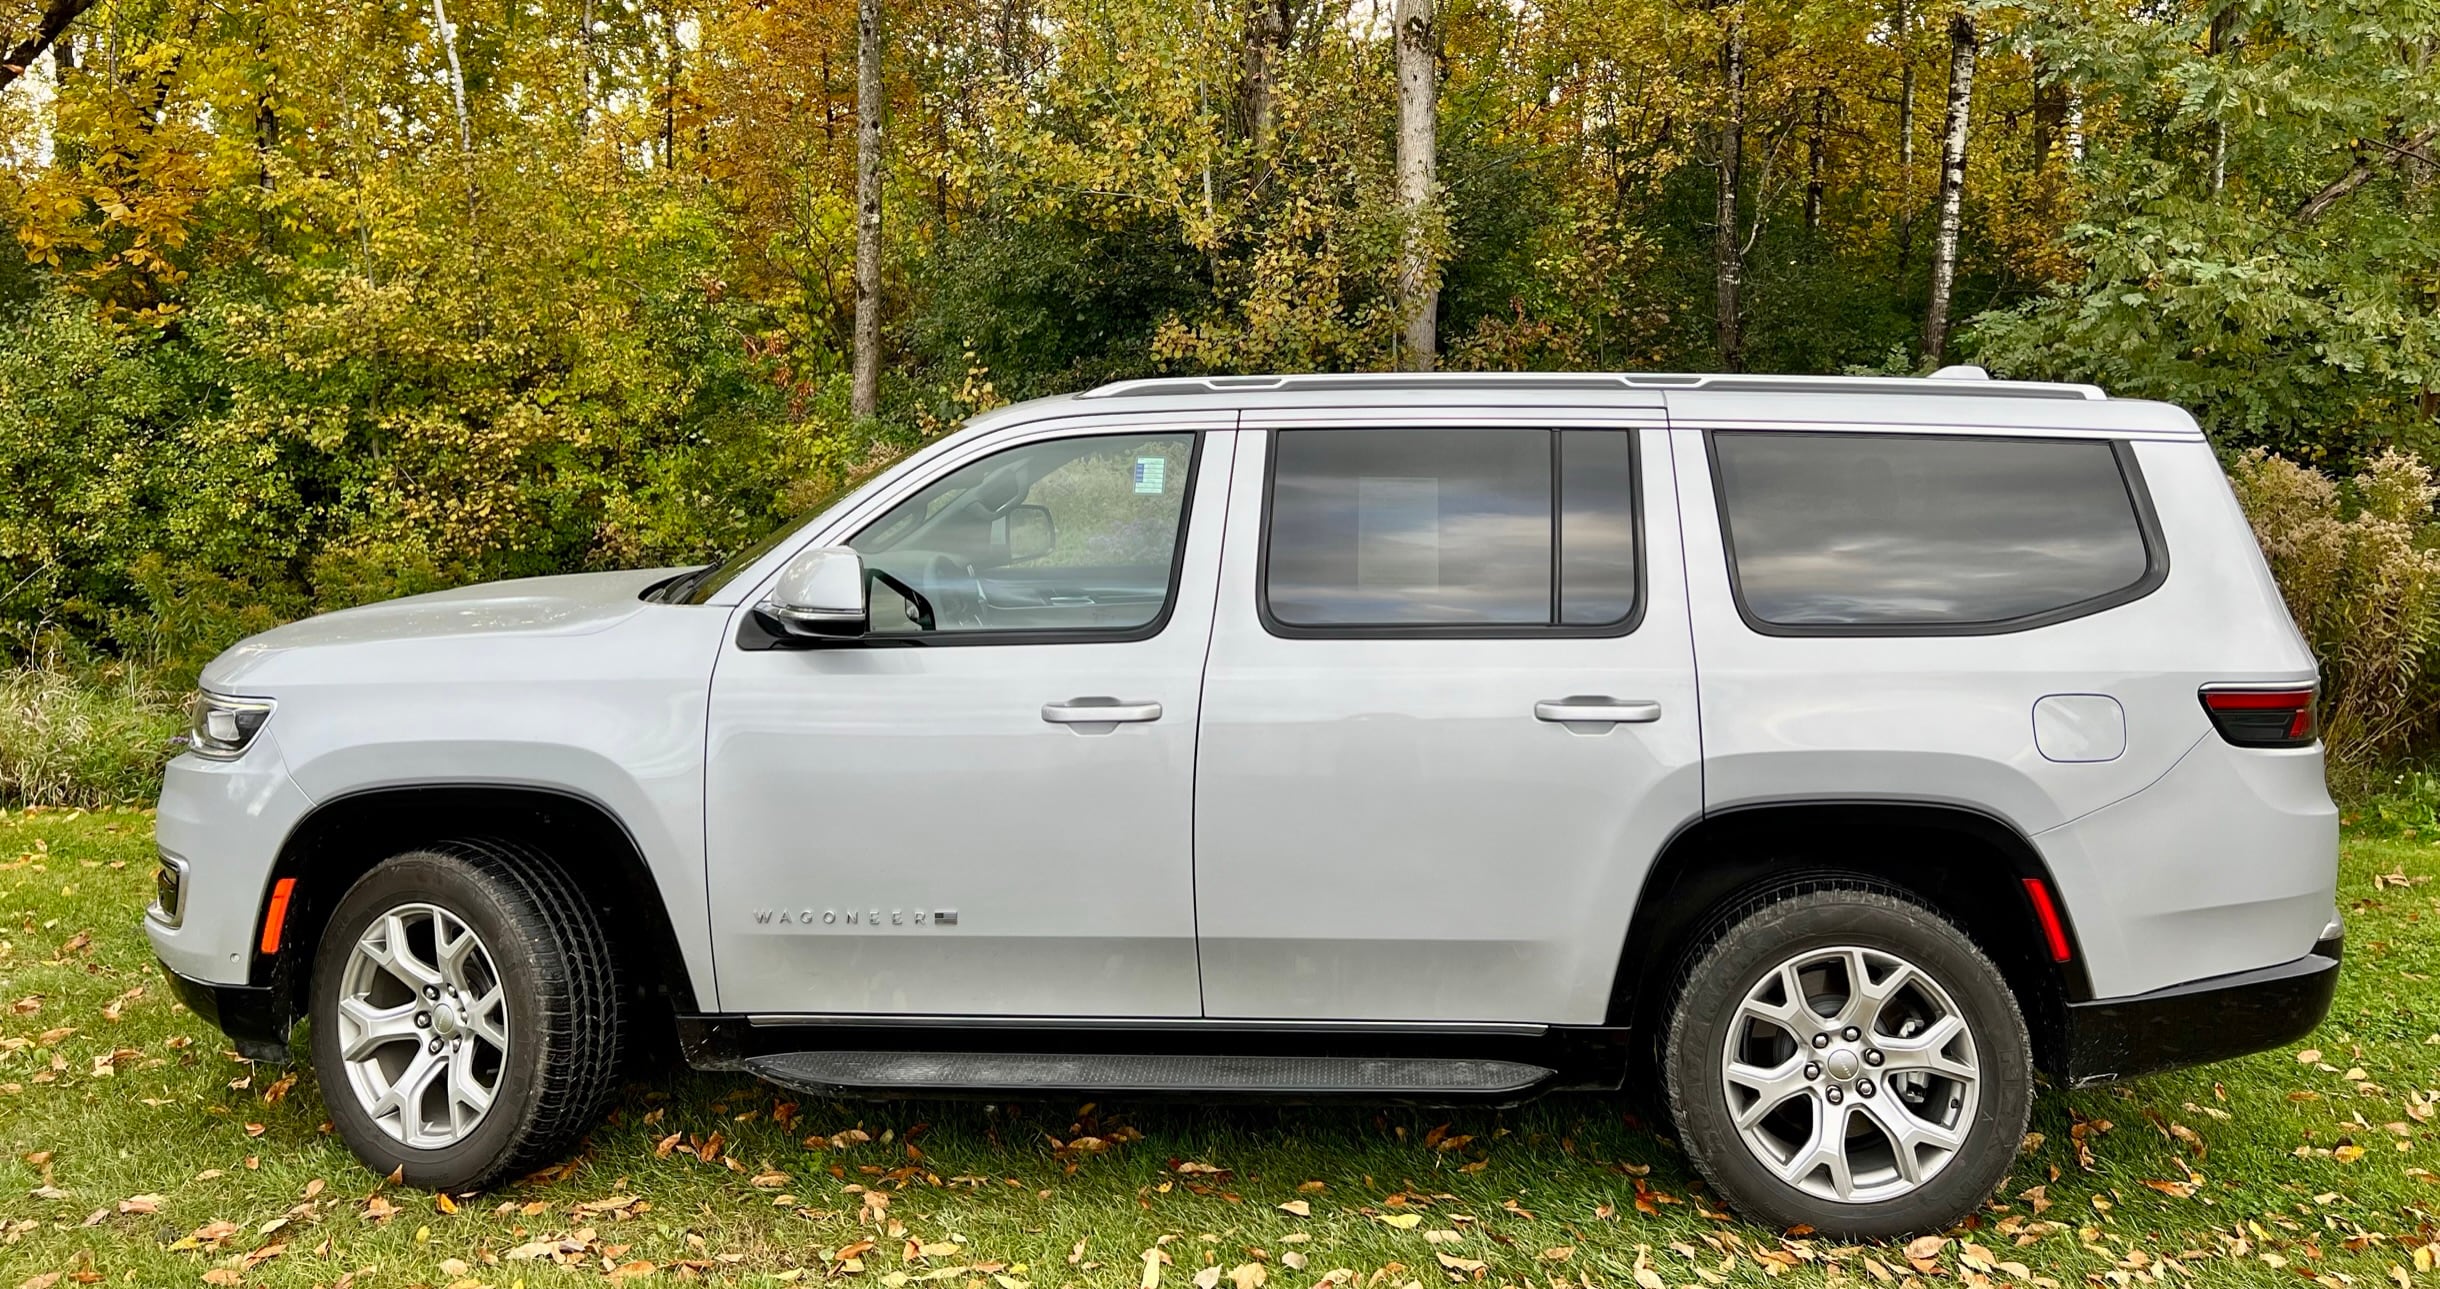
[{"xmin": 753, "ymin": 908, "xmax": 959, "ymax": 928}]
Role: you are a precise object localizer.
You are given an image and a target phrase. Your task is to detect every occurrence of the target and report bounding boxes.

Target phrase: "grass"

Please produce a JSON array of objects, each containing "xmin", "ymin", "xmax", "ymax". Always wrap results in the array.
[
  {"xmin": 0, "ymin": 672, "xmax": 182, "ymax": 811},
  {"xmin": 3, "ymin": 809, "xmax": 2439, "ymax": 1288}
]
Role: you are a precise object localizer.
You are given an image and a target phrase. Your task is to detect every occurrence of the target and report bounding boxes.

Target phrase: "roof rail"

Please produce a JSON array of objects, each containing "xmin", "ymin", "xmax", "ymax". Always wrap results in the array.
[{"xmin": 1077, "ymin": 371, "xmax": 2107, "ymax": 401}]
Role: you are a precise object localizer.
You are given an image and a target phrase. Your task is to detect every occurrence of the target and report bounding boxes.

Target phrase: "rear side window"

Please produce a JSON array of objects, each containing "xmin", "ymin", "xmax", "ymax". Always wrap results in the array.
[
  {"xmin": 1710, "ymin": 431, "xmax": 2160, "ymax": 632},
  {"xmin": 1263, "ymin": 427, "xmax": 1639, "ymax": 633}
]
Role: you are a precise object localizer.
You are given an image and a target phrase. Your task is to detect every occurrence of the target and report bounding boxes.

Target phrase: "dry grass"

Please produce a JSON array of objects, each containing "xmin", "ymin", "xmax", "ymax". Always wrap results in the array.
[
  {"xmin": 2229, "ymin": 447, "xmax": 2440, "ymax": 768},
  {"xmin": 0, "ymin": 668, "xmax": 183, "ymax": 809}
]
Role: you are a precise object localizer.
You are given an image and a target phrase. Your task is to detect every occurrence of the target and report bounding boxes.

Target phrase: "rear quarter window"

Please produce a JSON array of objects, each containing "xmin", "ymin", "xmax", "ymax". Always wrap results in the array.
[{"xmin": 1710, "ymin": 431, "xmax": 2163, "ymax": 634}]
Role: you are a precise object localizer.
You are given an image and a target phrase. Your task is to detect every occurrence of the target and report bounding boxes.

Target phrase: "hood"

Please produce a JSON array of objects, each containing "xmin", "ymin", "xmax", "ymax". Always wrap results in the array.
[{"xmin": 202, "ymin": 568, "xmax": 685, "ymax": 689}]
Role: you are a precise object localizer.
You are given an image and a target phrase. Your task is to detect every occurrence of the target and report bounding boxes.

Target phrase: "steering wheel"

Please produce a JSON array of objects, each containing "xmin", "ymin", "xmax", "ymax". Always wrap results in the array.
[{"xmin": 894, "ymin": 552, "xmax": 987, "ymax": 630}]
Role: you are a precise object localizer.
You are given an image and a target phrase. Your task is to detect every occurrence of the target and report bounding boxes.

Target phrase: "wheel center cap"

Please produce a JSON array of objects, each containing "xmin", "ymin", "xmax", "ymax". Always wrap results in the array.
[
  {"xmin": 430, "ymin": 1003, "xmax": 459, "ymax": 1038},
  {"xmin": 1825, "ymin": 1048, "xmax": 1860, "ymax": 1080}
]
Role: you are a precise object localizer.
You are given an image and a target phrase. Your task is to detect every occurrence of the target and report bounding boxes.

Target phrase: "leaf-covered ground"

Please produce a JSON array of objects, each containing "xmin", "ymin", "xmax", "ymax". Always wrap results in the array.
[{"xmin": 3, "ymin": 807, "xmax": 2437, "ymax": 1288}]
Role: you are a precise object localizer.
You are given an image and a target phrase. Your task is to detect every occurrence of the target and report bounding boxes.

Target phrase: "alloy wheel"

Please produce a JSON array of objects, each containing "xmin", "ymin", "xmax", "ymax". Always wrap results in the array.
[
  {"xmin": 1717, "ymin": 944, "xmax": 1980, "ymax": 1203},
  {"xmin": 334, "ymin": 902, "xmax": 511, "ymax": 1150}
]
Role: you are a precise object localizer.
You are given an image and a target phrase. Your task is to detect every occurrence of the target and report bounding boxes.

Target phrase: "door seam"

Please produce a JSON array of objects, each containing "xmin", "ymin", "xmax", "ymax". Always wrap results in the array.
[
  {"xmin": 1186, "ymin": 418, "xmax": 1241, "ymax": 1017},
  {"xmin": 1663, "ymin": 421, "xmax": 1707, "ymax": 818}
]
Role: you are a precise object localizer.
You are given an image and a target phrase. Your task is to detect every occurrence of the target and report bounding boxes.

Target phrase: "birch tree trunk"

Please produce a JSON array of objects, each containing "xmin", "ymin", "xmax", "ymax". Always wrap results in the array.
[
  {"xmin": 1394, "ymin": 0, "xmax": 1437, "ymax": 371},
  {"xmin": 1713, "ymin": 19, "xmax": 1745, "ymax": 371},
  {"xmin": 852, "ymin": 0, "xmax": 883, "ymax": 420},
  {"xmin": 1921, "ymin": 11, "xmax": 1976, "ymax": 363},
  {"xmin": 579, "ymin": 0, "xmax": 596, "ymax": 130},
  {"xmin": 2207, "ymin": 4, "xmax": 2242, "ymax": 197},
  {"xmin": 1894, "ymin": 0, "xmax": 1915, "ymax": 272},
  {"xmin": 432, "ymin": 0, "xmax": 471, "ymax": 156}
]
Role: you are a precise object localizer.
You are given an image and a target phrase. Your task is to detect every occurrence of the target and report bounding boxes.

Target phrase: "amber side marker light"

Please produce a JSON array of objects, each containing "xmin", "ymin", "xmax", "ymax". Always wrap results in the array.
[{"xmin": 259, "ymin": 877, "xmax": 297, "ymax": 955}]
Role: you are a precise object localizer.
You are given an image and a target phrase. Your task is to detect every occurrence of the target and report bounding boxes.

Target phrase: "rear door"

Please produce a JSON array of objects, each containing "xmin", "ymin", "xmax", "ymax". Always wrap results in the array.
[{"xmin": 1191, "ymin": 406, "xmax": 1701, "ymax": 1024}]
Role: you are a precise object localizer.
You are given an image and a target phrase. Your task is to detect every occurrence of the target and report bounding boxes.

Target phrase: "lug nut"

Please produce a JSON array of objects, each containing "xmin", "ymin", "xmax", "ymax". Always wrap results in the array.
[
  {"xmin": 1858, "ymin": 1079, "xmax": 1876, "ymax": 1097},
  {"xmin": 1804, "ymin": 1062, "xmax": 1822, "ymax": 1080},
  {"xmin": 425, "ymin": 985, "xmax": 439, "ymax": 1000},
  {"xmin": 428, "ymin": 1038, "xmax": 443, "ymax": 1054},
  {"xmin": 415, "ymin": 1012, "xmax": 430, "ymax": 1028},
  {"xmin": 1865, "ymin": 1049, "xmax": 1884, "ymax": 1067},
  {"xmin": 1811, "ymin": 1033, "xmax": 1831, "ymax": 1049},
  {"xmin": 1842, "ymin": 1026, "xmax": 1860, "ymax": 1041},
  {"xmin": 1825, "ymin": 1086, "xmax": 1844, "ymax": 1105}
]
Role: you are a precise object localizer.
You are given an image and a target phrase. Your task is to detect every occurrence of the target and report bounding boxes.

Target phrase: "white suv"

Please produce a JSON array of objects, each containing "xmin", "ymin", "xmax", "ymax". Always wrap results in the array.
[{"xmin": 148, "ymin": 370, "xmax": 2341, "ymax": 1236}]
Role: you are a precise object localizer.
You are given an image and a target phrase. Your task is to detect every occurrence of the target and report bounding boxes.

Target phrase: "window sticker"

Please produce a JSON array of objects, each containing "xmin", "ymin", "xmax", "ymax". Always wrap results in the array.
[{"xmin": 1133, "ymin": 457, "xmax": 1167, "ymax": 494}]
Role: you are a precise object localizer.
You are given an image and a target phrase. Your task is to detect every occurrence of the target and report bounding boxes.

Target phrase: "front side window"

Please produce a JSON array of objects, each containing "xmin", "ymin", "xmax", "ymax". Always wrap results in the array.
[
  {"xmin": 849, "ymin": 432, "xmax": 1196, "ymax": 636},
  {"xmin": 1710, "ymin": 431, "xmax": 2158, "ymax": 631},
  {"xmin": 1262, "ymin": 428, "xmax": 1639, "ymax": 632}
]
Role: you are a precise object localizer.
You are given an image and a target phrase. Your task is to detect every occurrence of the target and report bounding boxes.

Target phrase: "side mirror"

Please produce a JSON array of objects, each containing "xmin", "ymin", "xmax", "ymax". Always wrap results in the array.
[
  {"xmin": 757, "ymin": 547, "xmax": 869, "ymax": 638},
  {"xmin": 1003, "ymin": 504, "xmax": 1056, "ymax": 563}
]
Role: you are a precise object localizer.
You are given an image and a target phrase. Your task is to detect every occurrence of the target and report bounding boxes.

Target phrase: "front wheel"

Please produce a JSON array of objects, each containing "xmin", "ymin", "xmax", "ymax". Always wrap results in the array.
[
  {"xmin": 1663, "ymin": 885, "xmax": 2032, "ymax": 1238},
  {"xmin": 308, "ymin": 839, "xmax": 624, "ymax": 1190}
]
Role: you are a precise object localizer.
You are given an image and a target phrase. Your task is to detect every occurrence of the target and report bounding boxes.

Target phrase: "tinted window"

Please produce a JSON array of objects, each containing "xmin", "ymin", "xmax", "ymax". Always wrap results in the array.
[
  {"xmin": 850, "ymin": 432, "xmax": 1195, "ymax": 635},
  {"xmin": 1264, "ymin": 428, "xmax": 1637, "ymax": 630},
  {"xmin": 1560, "ymin": 430, "xmax": 1637, "ymax": 624},
  {"xmin": 1711, "ymin": 432, "xmax": 2153, "ymax": 629}
]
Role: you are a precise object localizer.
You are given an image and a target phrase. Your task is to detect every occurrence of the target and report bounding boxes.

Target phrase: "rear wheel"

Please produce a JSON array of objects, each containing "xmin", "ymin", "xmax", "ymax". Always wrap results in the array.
[
  {"xmin": 1663, "ymin": 885, "xmax": 2031, "ymax": 1237},
  {"xmin": 308, "ymin": 839, "xmax": 623, "ymax": 1190}
]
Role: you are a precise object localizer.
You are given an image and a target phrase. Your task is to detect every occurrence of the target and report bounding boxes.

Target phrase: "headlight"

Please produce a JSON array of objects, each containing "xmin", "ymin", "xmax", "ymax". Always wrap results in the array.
[{"xmin": 186, "ymin": 692, "xmax": 275, "ymax": 760}]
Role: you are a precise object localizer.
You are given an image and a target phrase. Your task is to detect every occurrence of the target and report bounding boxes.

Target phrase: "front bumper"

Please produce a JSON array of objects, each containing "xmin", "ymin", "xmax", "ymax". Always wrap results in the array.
[
  {"xmin": 2060, "ymin": 933, "xmax": 2341, "ymax": 1086},
  {"xmin": 147, "ymin": 737, "xmax": 316, "ymax": 986},
  {"xmin": 162, "ymin": 962, "xmax": 295, "ymax": 1064}
]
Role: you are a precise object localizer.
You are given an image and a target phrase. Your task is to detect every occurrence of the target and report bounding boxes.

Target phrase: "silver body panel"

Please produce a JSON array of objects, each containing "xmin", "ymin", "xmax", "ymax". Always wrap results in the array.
[{"xmin": 148, "ymin": 372, "xmax": 2335, "ymax": 1029}]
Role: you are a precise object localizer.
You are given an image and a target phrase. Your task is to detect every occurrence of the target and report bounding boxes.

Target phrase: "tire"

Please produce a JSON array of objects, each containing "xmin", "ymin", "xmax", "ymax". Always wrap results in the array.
[
  {"xmin": 1662, "ymin": 884, "xmax": 2032, "ymax": 1238},
  {"xmin": 307, "ymin": 839, "xmax": 625, "ymax": 1190}
]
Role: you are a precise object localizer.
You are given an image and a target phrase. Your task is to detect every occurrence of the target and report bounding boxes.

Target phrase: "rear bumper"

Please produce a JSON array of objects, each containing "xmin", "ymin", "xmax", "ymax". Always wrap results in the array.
[
  {"xmin": 2060, "ymin": 933, "xmax": 2340, "ymax": 1086},
  {"xmin": 162, "ymin": 958, "xmax": 294, "ymax": 1064}
]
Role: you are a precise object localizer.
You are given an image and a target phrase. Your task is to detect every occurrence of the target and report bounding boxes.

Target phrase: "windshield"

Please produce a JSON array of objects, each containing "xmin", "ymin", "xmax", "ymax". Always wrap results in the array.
[{"xmin": 675, "ymin": 475, "xmax": 875, "ymax": 605}]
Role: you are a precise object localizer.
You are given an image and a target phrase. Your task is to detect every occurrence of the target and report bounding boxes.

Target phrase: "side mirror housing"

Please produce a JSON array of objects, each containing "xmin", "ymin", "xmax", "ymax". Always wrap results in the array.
[{"xmin": 757, "ymin": 547, "xmax": 869, "ymax": 638}]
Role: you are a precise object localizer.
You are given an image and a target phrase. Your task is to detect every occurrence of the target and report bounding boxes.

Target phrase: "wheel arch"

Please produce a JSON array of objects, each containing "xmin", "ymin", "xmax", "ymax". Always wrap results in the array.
[
  {"xmin": 252, "ymin": 783, "xmax": 701, "ymax": 1025},
  {"xmin": 1611, "ymin": 800, "xmax": 2090, "ymax": 1077}
]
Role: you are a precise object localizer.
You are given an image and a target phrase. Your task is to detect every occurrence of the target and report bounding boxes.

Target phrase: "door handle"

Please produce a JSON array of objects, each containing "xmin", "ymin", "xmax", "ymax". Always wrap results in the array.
[
  {"xmin": 1042, "ymin": 698, "xmax": 1163, "ymax": 725},
  {"xmin": 1534, "ymin": 697, "xmax": 1662, "ymax": 725}
]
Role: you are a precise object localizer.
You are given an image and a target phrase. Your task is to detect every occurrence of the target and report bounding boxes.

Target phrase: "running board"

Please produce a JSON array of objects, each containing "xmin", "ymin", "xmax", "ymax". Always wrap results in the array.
[{"xmin": 743, "ymin": 1050, "xmax": 1556, "ymax": 1097}]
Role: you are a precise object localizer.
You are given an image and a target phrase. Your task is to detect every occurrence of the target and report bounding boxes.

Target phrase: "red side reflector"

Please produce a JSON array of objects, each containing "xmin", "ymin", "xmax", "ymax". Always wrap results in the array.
[
  {"xmin": 2022, "ymin": 877, "xmax": 2072, "ymax": 963},
  {"xmin": 2200, "ymin": 686, "xmax": 2317, "ymax": 748},
  {"xmin": 259, "ymin": 878, "xmax": 297, "ymax": 956}
]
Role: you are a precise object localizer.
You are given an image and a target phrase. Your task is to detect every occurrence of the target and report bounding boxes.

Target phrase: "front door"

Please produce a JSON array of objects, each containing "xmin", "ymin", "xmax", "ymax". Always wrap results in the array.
[
  {"xmin": 1192, "ymin": 411, "xmax": 1701, "ymax": 1024},
  {"xmin": 704, "ymin": 421, "xmax": 1233, "ymax": 1016}
]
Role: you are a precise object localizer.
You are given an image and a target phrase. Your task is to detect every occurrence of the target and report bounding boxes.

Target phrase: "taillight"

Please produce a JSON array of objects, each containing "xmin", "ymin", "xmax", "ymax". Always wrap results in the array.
[{"xmin": 2200, "ymin": 686, "xmax": 2317, "ymax": 748}]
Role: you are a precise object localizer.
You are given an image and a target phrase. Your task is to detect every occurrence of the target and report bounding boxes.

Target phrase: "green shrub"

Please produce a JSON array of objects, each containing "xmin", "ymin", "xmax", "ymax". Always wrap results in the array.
[{"xmin": 0, "ymin": 668, "xmax": 183, "ymax": 809}]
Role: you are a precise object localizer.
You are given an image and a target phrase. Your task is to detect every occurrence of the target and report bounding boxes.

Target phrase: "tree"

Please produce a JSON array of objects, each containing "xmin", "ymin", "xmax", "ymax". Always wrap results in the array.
[
  {"xmin": 853, "ymin": 0, "xmax": 883, "ymax": 418},
  {"xmin": 0, "ymin": 0, "xmax": 97, "ymax": 91},
  {"xmin": 1921, "ymin": 10, "xmax": 1974, "ymax": 362},
  {"xmin": 1394, "ymin": 0, "xmax": 1437, "ymax": 370},
  {"xmin": 1713, "ymin": 14, "xmax": 1746, "ymax": 370},
  {"xmin": 1804, "ymin": 85, "xmax": 1828, "ymax": 231}
]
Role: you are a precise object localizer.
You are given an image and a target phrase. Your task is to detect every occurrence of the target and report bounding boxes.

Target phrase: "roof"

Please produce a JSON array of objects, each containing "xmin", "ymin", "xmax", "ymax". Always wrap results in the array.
[
  {"xmin": 1075, "ymin": 366, "xmax": 2107, "ymax": 402},
  {"xmin": 961, "ymin": 368, "xmax": 2205, "ymax": 441}
]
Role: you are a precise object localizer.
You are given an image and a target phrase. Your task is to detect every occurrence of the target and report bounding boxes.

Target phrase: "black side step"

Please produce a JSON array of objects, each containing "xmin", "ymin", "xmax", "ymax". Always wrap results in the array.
[{"xmin": 744, "ymin": 1050, "xmax": 1556, "ymax": 1097}]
